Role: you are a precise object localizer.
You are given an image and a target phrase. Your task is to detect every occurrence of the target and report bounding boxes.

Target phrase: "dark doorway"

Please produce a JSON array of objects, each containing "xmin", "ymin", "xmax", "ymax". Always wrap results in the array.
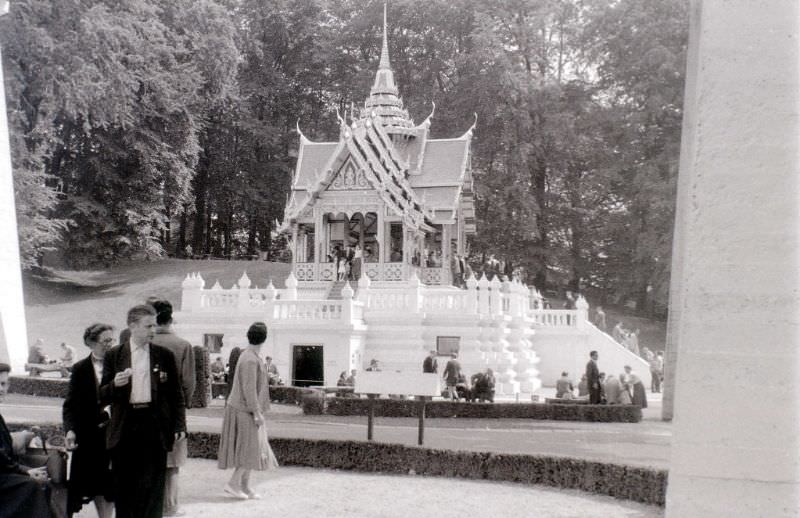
[{"xmin": 292, "ymin": 345, "xmax": 324, "ymax": 387}]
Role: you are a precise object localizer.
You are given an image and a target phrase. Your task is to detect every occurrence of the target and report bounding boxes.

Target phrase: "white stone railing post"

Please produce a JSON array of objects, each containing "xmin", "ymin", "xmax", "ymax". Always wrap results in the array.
[
  {"xmin": 264, "ymin": 280, "xmax": 277, "ymax": 322},
  {"xmin": 181, "ymin": 273, "xmax": 204, "ymax": 312},
  {"xmin": 575, "ymin": 295, "xmax": 589, "ymax": 329},
  {"xmin": 285, "ymin": 271, "xmax": 298, "ymax": 301},
  {"xmin": 408, "ymin": 270, "xmax": 423, "ymax": 314},
  {"xmin": 341, "ymin": 282, "xmax": 354, "ymax": 322},
  {"xmin": 477, "ymin": 274, "xmax": 490, "ymax": 316},
  {"xmin": 465, "ymin": 273, "xmax": 478, "ymax": 314},
  {"xmin": 237, "ymin": 272, "xmax": 251, "ymax": 310},
  {"xmin": 490, "ymin": 276, "xmax": 503, "ymax": 317},
  {"xmin": 357, "ymin": 271, "xmax": 371, "ymax": 305}
]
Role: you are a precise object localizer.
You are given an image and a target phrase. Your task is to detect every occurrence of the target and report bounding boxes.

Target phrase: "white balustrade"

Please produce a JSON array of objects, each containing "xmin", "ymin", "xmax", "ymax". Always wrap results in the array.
[
  {"xmin": 271, "ymin": 300, "xmax": 344, "ymax": 321},
  {"xmin": 422, "ymin": 288, "xmax": 471, "ymax": 313},
  {"xmin": 181, "ymin": 270, "xmax": 585, "ymax": 328},
  {"xmin": 529, "ymin": 309, "xmax": 578, "ymax": 327}
]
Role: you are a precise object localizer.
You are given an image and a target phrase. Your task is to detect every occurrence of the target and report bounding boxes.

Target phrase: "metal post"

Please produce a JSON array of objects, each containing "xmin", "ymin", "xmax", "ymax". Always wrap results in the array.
[
  {"xmin": 417, "ymin": 398, "xmax": 426, "ymax": 445},
  {"xmin": 367, "ymin": 395, "xmax": 375, "ymax": 441}
]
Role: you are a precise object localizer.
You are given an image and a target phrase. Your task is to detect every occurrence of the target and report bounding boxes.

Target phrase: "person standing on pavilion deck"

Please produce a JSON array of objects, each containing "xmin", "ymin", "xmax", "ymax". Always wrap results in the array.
[
  {"xmin": 585, "ymin": 351, "xmax": 601, "ymax": 404},
  {"xmin": 149, "ymin": 300, "xmax": 195, "ymax": 517}
]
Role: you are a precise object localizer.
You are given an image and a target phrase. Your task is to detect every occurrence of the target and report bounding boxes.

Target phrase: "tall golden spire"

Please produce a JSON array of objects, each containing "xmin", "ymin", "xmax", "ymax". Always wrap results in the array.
[
  {"xmin": 379, "ymin": 2, "xmax": 390, "ymax": 70},
  {"xmin": 364, "ymin": 1, "xmax": 412, "ymax": 128}
]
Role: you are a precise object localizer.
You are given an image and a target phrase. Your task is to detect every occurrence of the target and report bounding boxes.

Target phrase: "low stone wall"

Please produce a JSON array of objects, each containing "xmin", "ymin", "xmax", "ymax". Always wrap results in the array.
[{"xmin": 10, "ymin": 423, "xmax": 665, "ymax": 507}]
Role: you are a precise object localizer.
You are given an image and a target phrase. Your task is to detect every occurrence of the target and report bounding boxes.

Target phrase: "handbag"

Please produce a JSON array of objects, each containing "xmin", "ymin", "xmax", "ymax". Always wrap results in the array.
[{"xmin": 22, "ymin": 433, "xmax": 68, "ymax": 485}]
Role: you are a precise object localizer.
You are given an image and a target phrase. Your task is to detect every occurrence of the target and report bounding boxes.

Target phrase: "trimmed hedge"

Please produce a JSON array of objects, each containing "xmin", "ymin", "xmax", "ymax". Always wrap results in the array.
[
  {"xmin": 186, "ymin": 432, "xmax": 665, "ymax": 506},
  {"xmin": 269, "ymin": 385, "xmax": 315, "ymax": 405},
  {"xmin": 322, "ymin": 398, "xmax": 642, "ymax": 423},
  {"xmin": 9, "ymin": 376, "xmax": 69, "ymax": 398},
  {"xmin": 191, "ymin": 345, "xmax": 210, "ymax": 409},
  {"xmin": 10, "ymin": 424, "xmax": 666, "ymax": 506},
  {"xmin": 545, "ymin": 398, "xmax": 591, "ymax": 405},
  {"xmin": 8, "ymin": 374, "xmax": 314, "ymax": 408}
]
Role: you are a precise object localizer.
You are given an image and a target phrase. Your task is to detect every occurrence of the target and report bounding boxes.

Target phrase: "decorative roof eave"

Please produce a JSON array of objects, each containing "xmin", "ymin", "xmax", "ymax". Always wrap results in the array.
[
  {"xmin": 460, "ymin": 112, "xmax": 478, "ymax": 140},
  {"xmin": 347, "ymin": 129, "xmax": 422, "ymax": 221}
]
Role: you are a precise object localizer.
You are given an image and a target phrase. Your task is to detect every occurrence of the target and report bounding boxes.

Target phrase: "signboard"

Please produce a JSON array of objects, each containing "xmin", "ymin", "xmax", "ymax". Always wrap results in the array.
[
  {"xmin": 354, "ymin": 371, "xmax": 440, "ymax": 397},
  {"xmin": 436, "ymin": 336, "xmax": 460, "ymax": 356}
]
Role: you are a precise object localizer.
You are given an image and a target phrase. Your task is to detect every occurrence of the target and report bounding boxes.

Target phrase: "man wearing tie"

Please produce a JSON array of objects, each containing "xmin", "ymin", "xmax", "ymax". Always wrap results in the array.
[{"xmin": 100, "ymin": 305, "xmax": 186, "ymax": 518}]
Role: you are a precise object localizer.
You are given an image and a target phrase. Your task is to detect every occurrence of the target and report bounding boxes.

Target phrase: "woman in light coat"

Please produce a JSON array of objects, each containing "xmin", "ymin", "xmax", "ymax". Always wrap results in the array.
[{"xmin": 218, "ymin": 323, "xmax": 278, "ymax": 499}]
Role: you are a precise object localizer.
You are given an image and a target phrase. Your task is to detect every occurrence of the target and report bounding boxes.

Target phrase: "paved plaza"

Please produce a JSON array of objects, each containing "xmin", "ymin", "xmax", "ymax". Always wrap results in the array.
[
  {"xmin": 67, "ymin": 460, "xmax": 661, "ymax": 518},
  {"xmin": 2, "ymin": 391, "xmax": 668, "ymax": 517},
  {"xmin": 3, "ymin": 392, "xmax": 670, "ymax": 470}
]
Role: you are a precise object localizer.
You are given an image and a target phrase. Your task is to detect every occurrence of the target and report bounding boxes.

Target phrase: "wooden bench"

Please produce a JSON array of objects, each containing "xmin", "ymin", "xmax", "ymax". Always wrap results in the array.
[{"xmin": 25, "ymin": 363, "xmax": 70, "ymax": 378}]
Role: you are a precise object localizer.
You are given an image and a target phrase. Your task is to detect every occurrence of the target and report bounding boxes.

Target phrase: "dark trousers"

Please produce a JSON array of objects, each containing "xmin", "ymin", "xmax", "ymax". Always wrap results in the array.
[
  {"xmin": 111, "ymin": 409, "xmax": 167, "ymax": 518},
  {"xmin": 589, "ymin": 385, "xmax": 602, "ymax": 404},
  {"xmin": 651, "ymin": 371, "xmax": 661, "ymax": 393},
  {"xmin": 0, "ymin": 473, "xmax": 52, "ymax": 518}
]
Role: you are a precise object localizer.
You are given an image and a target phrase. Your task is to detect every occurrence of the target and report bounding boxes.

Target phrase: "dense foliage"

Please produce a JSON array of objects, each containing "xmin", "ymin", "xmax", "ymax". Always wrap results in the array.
[{"xmin": 1, "ymin": 0, "xmax": 688, "ymax": 315}]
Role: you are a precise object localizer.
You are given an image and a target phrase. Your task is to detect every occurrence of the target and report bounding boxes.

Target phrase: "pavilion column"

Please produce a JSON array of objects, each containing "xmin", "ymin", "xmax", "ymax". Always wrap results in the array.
[
  {"xmin": 314, "ymin": 209, "xmax": 323, "ymax": 264},
  {"xmin": 666, "ymin": 2, "xmax": 800, "ymax": 516},
  {"xmin": 377, "ymin": 210, "xmax": 385, "ymax": 263},
  {"xmin": 291, "ymin": 226, "xmax": 298, "ymax": 264}
]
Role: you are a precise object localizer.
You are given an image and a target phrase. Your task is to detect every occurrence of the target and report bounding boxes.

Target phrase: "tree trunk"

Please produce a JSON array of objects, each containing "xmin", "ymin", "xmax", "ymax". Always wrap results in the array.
[{"xmin": 177, "ymin": 207, "xmax": 188, "ymax": 256}]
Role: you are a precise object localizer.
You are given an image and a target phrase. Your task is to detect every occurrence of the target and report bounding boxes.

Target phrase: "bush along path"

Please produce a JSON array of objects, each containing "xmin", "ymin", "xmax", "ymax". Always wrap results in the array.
[{"xmin": 13, "ymin": 425, "xmax": 666, "ymax": 507}]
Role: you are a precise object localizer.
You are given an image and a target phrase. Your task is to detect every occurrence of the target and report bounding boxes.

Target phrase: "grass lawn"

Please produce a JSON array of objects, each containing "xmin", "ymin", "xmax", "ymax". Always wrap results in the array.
[{"xmin": 23, "ymin": 259, "xmax": 291, "ymax": 359}]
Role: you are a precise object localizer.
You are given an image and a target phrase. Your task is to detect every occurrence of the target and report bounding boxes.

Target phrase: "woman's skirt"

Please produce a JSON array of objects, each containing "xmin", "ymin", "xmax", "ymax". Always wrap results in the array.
[
  {"xmin": 631, "ymin": 382, "xmax": 648, "ymax": 408},
  {"xmin": 68, "ymin": 437, "xmax": 113, "ymax": 513},
  {"xmin": 218, "ymin": 406, "xmax": 279, "ymax": 470}
]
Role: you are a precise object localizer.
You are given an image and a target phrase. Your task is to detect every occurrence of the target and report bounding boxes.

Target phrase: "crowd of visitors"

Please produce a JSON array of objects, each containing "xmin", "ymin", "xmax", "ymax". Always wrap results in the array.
[
  {"xmin": 430, "ymin": 352, "xmax": 496, "ymax": 403},
  {"xmin": 553, "ymin": 351, "xmax": 649, "ymax": 408},
  {"xmin": 1, "ymin": 300, "xmax": 279, "ymax": 518},
  {"xmin": 327, "ymin": 243, "xmax": 378, "ymax": 281}
]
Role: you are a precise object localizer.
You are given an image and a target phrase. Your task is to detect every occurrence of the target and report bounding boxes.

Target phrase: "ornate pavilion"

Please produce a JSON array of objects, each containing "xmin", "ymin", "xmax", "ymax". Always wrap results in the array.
[
  {"xmin": 174, "ymin": 11, "xmax": 650, "ymax": 394},
  {"xmin": 280, "ymin": 9, "xmax": 475, "ymax": 287}
]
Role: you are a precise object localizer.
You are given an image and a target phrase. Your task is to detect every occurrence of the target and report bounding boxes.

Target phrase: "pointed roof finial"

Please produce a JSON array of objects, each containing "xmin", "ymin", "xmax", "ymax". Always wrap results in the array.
[{"xmin": 380, "ymin": 2, "xmax": 390, "ymax": 70}]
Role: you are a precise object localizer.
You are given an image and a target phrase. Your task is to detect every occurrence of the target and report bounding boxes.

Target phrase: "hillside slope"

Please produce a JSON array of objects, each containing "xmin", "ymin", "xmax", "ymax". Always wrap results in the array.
[{"xmin": 23, "ymin": 259, "xmax": 291, "ymax": 359}]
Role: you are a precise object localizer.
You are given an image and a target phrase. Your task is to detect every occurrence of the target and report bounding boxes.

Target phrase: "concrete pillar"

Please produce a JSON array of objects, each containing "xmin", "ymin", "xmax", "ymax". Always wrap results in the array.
[
  {"xmin": 666, "ymin": 2, "xmax": 800, "ymax": 515},
  {"xmin": 661, "ymin": 1, "xmax": 704, "ymax": 423},
  {"xmin": 0, "ymin": 34, "xmax": 29, "ymax": 373}
]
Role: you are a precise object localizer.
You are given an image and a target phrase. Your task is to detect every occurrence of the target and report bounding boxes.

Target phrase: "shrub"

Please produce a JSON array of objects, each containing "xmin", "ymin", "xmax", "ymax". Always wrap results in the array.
[
  {"xmin": 12, "ymin": 424, "xmax": 666, "ymax": 506},
  {"xmin": 191, "ymin": 345, "xmax": 210, "ymax": 409},
  {"xmin": 8, "ymin": 376, "xmax": 69, "ymax": 398},
  {"xmin": 300, "ymin": 389, "xmax": 325, "ymax": 415},
  {"xmin": 323, "ymin": 398, "xmax": 642, "ymax": 422},
  {"xmin": 269, "ymin": 385, "xmax": 314, "ymax": 405},
  {"xmin": 544, "ymin": 398, "xmax": 590, "ymax": 405}
]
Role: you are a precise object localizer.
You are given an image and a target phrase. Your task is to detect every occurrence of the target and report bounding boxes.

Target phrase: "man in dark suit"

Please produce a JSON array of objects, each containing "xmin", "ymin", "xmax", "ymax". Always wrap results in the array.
[
  {"xmin": 422, "ymin": 350, "xmax": 438, "ymax": 373},
  {"xmin": 586, "ymin": 350, "xmax": 602, "ymax": 404},
  {"xmin": 149, "ymin": 300, "xmax": 194, "ymax": 517},
  {"xmin": 100, "ymin": 305, "xmax": 186, "ymax": 518}
]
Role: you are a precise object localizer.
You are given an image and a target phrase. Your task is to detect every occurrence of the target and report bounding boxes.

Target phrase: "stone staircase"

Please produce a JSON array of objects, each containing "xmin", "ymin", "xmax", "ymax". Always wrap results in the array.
[{"xmin": 326, "ymin": 280, "xmax": 356, "ymax": 300}]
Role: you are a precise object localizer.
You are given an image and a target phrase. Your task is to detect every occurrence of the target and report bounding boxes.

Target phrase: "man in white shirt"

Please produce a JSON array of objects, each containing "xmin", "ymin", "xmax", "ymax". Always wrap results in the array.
[{"xmin": 100, "ymin": 305, "xmax": 186, "ymax": 518}]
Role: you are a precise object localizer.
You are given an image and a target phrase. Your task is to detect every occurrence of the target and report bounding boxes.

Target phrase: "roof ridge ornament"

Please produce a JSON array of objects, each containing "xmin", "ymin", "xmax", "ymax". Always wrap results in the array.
[
  {"xmin": 461, "ymin": 112, "xmax": 478, "ymax": 139},
  {"xmin": 296, "ymin": 119, "xmax": 309, "ymax": 142}
]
